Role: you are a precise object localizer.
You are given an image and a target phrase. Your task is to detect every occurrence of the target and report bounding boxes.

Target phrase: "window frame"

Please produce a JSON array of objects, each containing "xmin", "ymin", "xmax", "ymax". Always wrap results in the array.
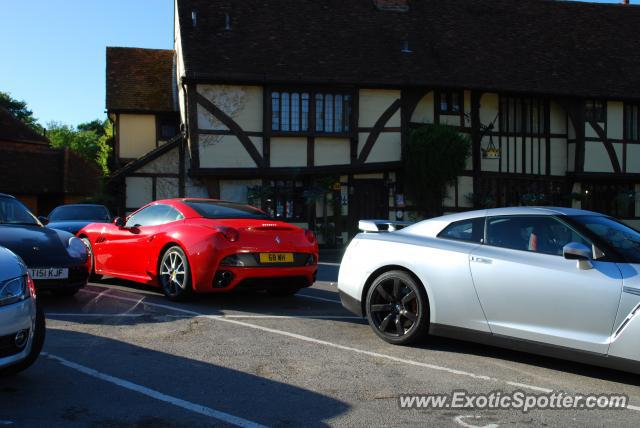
[
  {"xmin": 436, "ymin": 90, "xmax": 463, "ymax": 115},
  {"xmin": 269, "ymin": 87, "xmax": 355, "ymax": 137},
  {"xmin": 624, "ymin": 102, "xmax": 640, "ymax": 142},
  {"xmin": 437, "ymin": 217, "xmax": 485, "ymax": 243},
  {"xmin": 585, "ymin": 99, "xmax": 606, "ymax": 123},
  {"xmin": 499, "ymin": 95, "xmax": 548, "ymax": 136},
  {"xmin": 483, "ymin": 214, "xmax": 592, "ymax": 257},
  {"xmin": 125, "ymin": 204, "xmax": 184, "ymax": 228}
]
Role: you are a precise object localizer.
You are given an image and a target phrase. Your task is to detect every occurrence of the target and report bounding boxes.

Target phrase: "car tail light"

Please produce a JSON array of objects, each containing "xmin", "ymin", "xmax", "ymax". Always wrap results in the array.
[
  {"xmin": 305, "ymin": 229, "xmax": 316, "ymax": 244},
  {"xmin": 219, "ymin": 227, "xmax": 239, "ymax": 242},
  {"xmin": 26, "ymin": 273, "xmax": 36, "ymax": 299}
]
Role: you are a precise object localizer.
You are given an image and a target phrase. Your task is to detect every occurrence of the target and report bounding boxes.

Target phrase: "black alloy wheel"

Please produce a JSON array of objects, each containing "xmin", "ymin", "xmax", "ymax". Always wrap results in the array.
[{"xmin": 365, "ymin": 270, "xmax": 429, "ymax": 345}]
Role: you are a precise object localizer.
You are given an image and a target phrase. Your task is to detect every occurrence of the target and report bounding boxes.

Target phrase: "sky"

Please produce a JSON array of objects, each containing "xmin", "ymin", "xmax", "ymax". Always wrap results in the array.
[{"xmin": 0, "ymin": 0, "xmax": 634, "ymax": 127}]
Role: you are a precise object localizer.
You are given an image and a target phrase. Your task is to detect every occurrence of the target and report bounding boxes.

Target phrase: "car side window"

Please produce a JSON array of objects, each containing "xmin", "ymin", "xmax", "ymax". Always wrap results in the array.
[
  {"xmin": 486, "ymin": 215, "xmax": 591, "ymax": 256},
  {"xmin": 125, "ymin": 205, "xmax": 177, "ymax": 228},
  {"xmin": 438, "ymin": 217, "xmax": 485, "ymax": 243}
]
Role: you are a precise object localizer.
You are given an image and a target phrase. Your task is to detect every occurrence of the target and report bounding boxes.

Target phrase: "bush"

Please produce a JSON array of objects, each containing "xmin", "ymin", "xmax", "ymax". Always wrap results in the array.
[{"xmin": 404, "ymin": 124, "xmax": 471, "ymax": 216}]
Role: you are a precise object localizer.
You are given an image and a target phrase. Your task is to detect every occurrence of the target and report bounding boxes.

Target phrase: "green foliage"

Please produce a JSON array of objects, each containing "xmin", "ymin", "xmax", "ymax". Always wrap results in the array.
[
  {"xmin": 47, "ymin": 119, "xmax": 113, "ymax": 176},
  {"xmin": 404, "ymin": 124, "xmax": 471, "ymax": 216},
  {"xmin": 0, "ymin": 91, "xmax": 43, "ymax": 133}
]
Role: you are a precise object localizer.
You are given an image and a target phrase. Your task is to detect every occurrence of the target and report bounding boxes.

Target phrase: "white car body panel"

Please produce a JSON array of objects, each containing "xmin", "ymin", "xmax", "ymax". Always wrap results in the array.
[{"xmin": 338, "ymin": 207, "xmax": 640, "ymax": 373}]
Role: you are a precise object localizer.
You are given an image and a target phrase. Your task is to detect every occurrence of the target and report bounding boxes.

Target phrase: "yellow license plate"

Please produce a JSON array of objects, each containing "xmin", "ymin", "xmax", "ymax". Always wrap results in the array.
[{"xmin": 259, "ymin": 253, "xmax": 294, "ymax": 263}]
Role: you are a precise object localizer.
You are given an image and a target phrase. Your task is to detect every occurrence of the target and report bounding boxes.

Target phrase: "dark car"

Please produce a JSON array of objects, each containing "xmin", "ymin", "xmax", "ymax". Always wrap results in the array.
[
  {"xmin": 0, "ymin": 194, "xmax": 90, "ymax": 296},
  {"xmin": 43, "ymin": 204, "xmax": 112, "ymax": 235}
]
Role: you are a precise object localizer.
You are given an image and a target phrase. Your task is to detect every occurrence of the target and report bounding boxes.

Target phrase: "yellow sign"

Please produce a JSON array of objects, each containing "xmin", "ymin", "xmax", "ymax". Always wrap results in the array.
[{"xmin": 259, "ymin": 253, "xmax": 294, "ymax": 263}]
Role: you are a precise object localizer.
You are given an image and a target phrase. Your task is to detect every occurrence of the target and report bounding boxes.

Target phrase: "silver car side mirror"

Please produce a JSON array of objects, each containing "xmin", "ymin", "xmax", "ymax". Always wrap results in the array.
[{"xmin": 563, "ymin": 242, "xmax": 593, "ymax": 270}]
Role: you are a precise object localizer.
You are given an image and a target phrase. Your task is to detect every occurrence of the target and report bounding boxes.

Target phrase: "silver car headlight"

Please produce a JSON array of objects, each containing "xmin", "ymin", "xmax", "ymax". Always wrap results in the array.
[
  {"xmin": 67, "ymin": 237, "xmax": 88, "ymax": 262},
  {"xmin": 0, "ymin": 276, "xmax": 28, "ymax": 306}
]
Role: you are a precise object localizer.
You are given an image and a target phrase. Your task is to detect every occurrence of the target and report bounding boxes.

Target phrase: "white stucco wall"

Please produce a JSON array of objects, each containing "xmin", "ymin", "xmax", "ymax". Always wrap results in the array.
[
  {"xmin": 314, "ymin": 138, "xmax": 350, "ymax": 166},
  {"xmin": 270, "ymin": 137, "xmax": 307, "ymax": 167},
  {"xmin": 119, "ymin": 114, "xmax": 156, "ymax": 159},
  {"xmin": 359, "ymin": 89, "xmax": 401, "ymax": 128},
  {"xmin": 199, "ymin": 135, "xmax": 261, "ymax": 168},
  {"xmin": 125, "ymin": 177, "xmax": 153, "ymax": 208}
]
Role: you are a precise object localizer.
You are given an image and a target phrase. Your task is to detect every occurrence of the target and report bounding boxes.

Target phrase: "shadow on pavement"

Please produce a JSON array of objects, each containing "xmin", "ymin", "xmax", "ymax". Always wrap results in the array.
[{"xmin": 1, "ymin": 328, "xmax": 349, "ymax": 427}]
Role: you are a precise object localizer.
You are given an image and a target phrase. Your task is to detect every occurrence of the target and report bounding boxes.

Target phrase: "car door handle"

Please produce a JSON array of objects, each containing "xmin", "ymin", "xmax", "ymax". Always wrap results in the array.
[{"xmin": 470, "ymin": 256, "xmax": 492, "ymax": 264}]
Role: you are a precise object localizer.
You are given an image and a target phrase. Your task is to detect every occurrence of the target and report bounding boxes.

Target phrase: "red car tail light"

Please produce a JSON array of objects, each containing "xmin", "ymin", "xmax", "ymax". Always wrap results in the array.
[
  {"xmin": 305, "ymin": 229, "xmax": 316, "ymax": 244},
  {"xmin": 219, "ymin": 227, "xmax": 240, "ymax": 242}
]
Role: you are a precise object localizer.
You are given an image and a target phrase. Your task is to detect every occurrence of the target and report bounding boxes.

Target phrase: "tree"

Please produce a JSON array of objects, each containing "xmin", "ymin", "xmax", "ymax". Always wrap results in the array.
[
  {"xmin": 47, "ymin": 119, "xmax": 112, "ymax": 176},
  {"xmin": 0, "ymin": 91, "xmax": 43, "ymax": 132},
  {"xmin": 403, "ymin": 124, "xmax": 471, "ymax": 217}
]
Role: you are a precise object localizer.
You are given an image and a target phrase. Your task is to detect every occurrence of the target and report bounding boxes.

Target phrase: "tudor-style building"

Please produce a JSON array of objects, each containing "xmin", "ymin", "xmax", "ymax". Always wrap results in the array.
[{"xmin": 107, "ymin": 0, "xmax": 640, "ymax": 247}]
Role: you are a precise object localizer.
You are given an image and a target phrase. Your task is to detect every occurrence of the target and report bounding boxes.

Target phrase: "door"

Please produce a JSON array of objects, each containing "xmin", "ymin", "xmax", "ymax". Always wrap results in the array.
[
  {"xmin": 349, "ymin": 179, "xmax": 388, "ymax": 236},
  {"xmin": 469, "ymin": 215, "xmax": 622, "ymax": 354}
]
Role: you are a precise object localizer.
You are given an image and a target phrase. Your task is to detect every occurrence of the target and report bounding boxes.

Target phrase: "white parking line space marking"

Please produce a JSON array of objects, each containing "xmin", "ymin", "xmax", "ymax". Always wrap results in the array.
[
  {"xmin": 46, "ymin": 312, "xmax": 361, "ymax": 320},
  {"xmin": 42, "ymin": 353, "xmax": 267, "ymax": 428},
  {"xmin": 296, "ymin": 293, "xmax": 342, "ymax": 304},
  {"xmin": 76, "ymin": 285, "xmax": 640, "ymax": 412},
  {"xmin": 0, "ymin": 421, "xmax": 14, "ymax": 426}
]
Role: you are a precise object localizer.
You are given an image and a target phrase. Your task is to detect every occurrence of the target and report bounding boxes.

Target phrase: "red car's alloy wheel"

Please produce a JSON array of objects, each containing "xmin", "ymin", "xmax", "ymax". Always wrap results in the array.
[{"xmin": 159, "ymin": 246, "xmax": 192, "ymax": 301}]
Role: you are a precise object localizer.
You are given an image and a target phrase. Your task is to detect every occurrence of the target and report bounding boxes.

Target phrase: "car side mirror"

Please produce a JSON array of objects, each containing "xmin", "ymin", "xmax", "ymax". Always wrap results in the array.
[
  {"xmin": 563, "ymin": 242, "xmax": 593, "ymax": 270},
  {"xmin": 37, "ymin": 216, "xmax": 48, "ymax": 225},
  {"xmin": 113, "ymin": 217, "xmax": 126, "ymax": 228}
]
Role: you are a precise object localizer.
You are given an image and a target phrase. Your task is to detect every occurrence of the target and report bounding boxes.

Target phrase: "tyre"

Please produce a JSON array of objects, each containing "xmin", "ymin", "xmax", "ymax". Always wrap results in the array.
[
  {"xmin": 0, "ymin": 303, "xmax": 46, "ymax": 376},
  {"xmin": 159, "ymin": 246, "xmax": 193, "ymax": 301},
  {"xmin": 365, "ymin": 270, "xmax": 429, "ymax": 345},
  {"xmin": 267, "ymin": 286, "xmax": 301, "ymax": 297},
  {"xmin": 81, "ymin": 237, "xmax": 102, "ymax": 281},
  {"xmin": 52, "ymin": 287, "xmax": 79, "ymax": 297}
]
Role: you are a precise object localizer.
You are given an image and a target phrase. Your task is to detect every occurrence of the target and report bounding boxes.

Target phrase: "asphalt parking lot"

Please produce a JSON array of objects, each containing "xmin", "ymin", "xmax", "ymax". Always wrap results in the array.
[{"xmin": 2, "ymin": 263, "xmax": 640, "ymax": 427}]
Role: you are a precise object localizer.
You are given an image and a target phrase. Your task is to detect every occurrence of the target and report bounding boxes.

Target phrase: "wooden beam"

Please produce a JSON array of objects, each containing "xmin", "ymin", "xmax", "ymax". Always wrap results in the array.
[
  {"xmin": 357, "ymin": 99, "xmax": 401, "ymax": 164},
  {"xmin": 586, "ymin": 118, "xmax": 622, "ymax": 173},
  {"xmin": 196, "ymin": 92, "xmax": 265, "ymax": 167}
]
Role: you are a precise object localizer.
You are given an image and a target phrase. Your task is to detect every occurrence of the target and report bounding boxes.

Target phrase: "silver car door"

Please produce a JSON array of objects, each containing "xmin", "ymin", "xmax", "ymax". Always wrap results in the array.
[{"xmin": 469, "ymin": 215, "xmax": 622, "ymax": 354}]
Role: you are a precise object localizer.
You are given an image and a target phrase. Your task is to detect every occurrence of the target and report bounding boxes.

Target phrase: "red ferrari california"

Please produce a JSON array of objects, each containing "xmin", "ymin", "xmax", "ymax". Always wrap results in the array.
[{"xmin": 77, "ymin": 199, "xmax": 318, "ymax": 300}]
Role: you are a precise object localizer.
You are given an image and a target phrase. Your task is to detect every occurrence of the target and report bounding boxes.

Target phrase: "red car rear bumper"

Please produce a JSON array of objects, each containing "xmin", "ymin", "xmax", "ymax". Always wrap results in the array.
[{"xmin": 195, "ymin": 265, "xmax": 317, "ymax": 293}]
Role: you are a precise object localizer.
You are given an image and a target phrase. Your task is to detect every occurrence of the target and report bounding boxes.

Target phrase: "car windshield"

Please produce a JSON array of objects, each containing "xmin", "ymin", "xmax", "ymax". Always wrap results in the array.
[
  {"xmin": 571, "ymin": 215, "xmax": 640, "ymax": 263},
  {"xmin": 185, "ymin": 200, "xmax": 270, "ymax": 220},
  {"xmin": 0, "ymin": 197, "xmax": 39, "ymax": 225},
  {"xmin": 49, "ymin": 205, "xmax": 111, "ymax": 221}
]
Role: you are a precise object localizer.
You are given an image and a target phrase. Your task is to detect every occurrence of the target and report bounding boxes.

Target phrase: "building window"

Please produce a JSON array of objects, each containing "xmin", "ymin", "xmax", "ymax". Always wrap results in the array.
[
  {"xmin": 271, "ymin": 92, "xmax": 310, "ymax": 132},
  {"xmin": 585, "ymin": 100, "xmax": 605, "ymax": 123},
  {"xmin": 315, "ymin": 93, "xmax": 351, "ymax": 133},
  {"xmin": 271, "ymin": 90, "xmax": 351, "ymax": 134},
  {"xmin": 437, "ymin": 90, "xmax": 462, "ymax": 114},
  {"xmin": 500, "ymin": 96, "xmax": 547, "ymax": 135},
  {"xmin": 625, "ymin": 103, "xmax": 640, "ymax": 141},
  {"xmin": 157, "ymin": 116, "xmax": 179, "ymax": 140},
  {"xmin": 582, "ymin": 182, "xmax": 635, "ymax": 218},
  {"xmin": 263, "ymin": 180, "xmax": 306, "ymax": 221}
]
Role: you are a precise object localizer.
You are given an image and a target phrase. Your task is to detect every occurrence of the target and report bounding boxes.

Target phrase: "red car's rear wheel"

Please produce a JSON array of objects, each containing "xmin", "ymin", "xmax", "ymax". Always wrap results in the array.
[{"xmin": 159, "ymin": 246, "xmax": 192, "ymax": 301}]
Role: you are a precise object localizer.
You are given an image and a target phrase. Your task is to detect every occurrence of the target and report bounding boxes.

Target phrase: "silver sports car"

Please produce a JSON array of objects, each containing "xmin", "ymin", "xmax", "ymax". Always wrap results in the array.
[
  {"xmin": 338, "ymin": 207, "xmax": 640, "ymax": 374},
  {"xmin": 0, "ymin": 246, "xmax": 45, "ymax": 375}
]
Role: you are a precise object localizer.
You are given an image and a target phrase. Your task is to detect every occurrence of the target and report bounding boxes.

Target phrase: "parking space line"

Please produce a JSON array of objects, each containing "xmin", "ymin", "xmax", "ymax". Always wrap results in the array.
[
  {"xmin": 42, "ymin": 353, "xmax": 267, "ymax": 428},
  {"xmin": 76, "ymin": 285, "xmax": 640, "ymax": 411},
  {"xmin": 45, "ymin": 312, "xmax": 361, "ymax": 320},
  {"xmin": 296, "ymin": 293, "xmax": 341, "ymax": 304},
  {"xmin": 46, "ymin": 313, "xmax": 146, "ymax": 317}
]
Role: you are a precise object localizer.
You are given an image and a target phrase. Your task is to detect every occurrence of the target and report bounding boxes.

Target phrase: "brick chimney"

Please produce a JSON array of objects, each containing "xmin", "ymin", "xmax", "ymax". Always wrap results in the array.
[{"xmin": 373, "ymin": 0, "xmax": 409, "ymax": 12}]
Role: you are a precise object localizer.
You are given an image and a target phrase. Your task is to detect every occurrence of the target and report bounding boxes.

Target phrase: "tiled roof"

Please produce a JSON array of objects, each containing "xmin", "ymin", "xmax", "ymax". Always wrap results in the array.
[
  {"xmin": 0, "ymin": 106, "xmax": 49, "ymax": 145},
  {"xmin": 177, "ymin": 0, "xmax": 640, "ymax": 99},
  {"xmin": 106, "ymin": 47, "xmax": 176, "ymax": 112}
]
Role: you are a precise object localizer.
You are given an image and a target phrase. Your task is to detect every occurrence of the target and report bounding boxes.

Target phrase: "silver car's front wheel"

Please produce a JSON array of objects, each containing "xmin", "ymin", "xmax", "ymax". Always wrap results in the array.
[
  {"xmin": 365, "ymin": 270, "xmax": 429, "ymax": 345},
  {"xmin": 159, "ymin": 246, "xmax": 192, "ymax": 301}
]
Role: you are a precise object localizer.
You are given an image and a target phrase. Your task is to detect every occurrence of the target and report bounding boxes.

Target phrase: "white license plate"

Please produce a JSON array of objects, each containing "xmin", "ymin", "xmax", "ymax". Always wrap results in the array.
[{"xmin": 28, "ymin": 268, "xmax": 69, "ymax": 280}]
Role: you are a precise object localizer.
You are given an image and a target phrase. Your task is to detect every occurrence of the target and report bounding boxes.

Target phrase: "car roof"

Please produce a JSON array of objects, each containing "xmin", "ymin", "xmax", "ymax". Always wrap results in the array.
[
  {"xmin": 402, "ymin": 206, "xmax": 606, "ymax": 237},
  {"xmin": 0, "ymin": 193, "xmax": 15, "ymax": 199},
  {"xmin": 53, "ymin": 204, "xmax": 107, "ymax": 208}
]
